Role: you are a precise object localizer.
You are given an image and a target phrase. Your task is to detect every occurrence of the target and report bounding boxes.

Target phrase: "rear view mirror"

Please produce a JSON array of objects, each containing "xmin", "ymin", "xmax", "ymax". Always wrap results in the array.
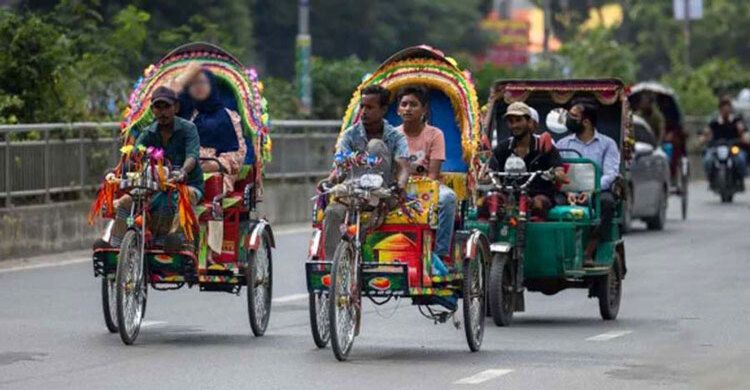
[
  {"xmin": 545, "ymin": 108, "xmax": 569, "ymax": 135},
  {"xmin": 634, "ymin": 142, "xmax": 654, "ymax": 156}
]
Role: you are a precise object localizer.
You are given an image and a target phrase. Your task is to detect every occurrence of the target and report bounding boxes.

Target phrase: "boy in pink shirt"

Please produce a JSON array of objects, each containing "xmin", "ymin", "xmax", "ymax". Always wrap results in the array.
[{"xmin": 395, "ymin": 86, "xmax": 457, "ymax": 276}]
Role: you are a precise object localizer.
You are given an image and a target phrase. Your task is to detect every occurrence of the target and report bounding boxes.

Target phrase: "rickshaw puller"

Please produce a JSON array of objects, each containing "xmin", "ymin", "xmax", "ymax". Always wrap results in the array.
[
  {"xmin": 557, "ymin": 101, "xmax": 620, "ymax": 266},
  {"xmin": 490, "ymin": 102, "xmax": 568, "ymax": 219},
  {"xmin": 96, "ymin": 87, "xmax": 204, "ymax": 251},
  {"xmin": 321, "ymin": 85, "xmax": 411, "ymax": 259}
]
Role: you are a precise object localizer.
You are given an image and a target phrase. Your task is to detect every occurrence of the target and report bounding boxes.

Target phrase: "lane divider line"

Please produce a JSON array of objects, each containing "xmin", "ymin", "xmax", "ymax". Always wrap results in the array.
[
  {"xmin": 0, "ymin": 227, "xmax": 310, "ymax": 274},
  {"xmin": 141, "ymin": 321, "xmax": 167, "ymax": 328},
  {"xmin": 272, "ymin": 293, "xmax": 308, "ymax": 304},
  {"xmin": 586, "ymin": 330, "xmax": 632, "ymax": 341},
  {"xmin": 454, "ymin": 369, "xmax": 514, "ymax": 385}
]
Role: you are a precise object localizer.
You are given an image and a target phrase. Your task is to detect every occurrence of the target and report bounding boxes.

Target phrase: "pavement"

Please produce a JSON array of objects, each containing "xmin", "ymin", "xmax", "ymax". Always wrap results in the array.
[{"xmin": 0, "ymin": 182, "xmax": 749, "ymax": 389}]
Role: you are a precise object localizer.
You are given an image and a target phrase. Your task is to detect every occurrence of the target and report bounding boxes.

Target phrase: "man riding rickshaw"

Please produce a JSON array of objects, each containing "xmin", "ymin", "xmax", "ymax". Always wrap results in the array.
[
  {"xmin": 472, "ymin": 79, "xmax": 631, "ymax": 326},
  {"xmin": 305, "ymin": 45, "xmax": 489, "ymax": 361},
  {"xmin": 89, "ymin": 43, "xmax": 274, "ymax": 345}
]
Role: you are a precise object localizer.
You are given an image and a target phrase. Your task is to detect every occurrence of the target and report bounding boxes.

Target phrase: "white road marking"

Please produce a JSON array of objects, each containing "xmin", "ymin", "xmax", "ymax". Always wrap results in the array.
[
  {"xmin": 272, "ymin": 293, "xmax": 308, "ymax": 304},
  {"xmin": 141, "ymin": 321, "xmax": 167, "ymax": 328},
  {"xmin": 0, "ymin": 258, "xmax": 90, "ymax": 274},
  {"xmin": 586, "ymin": 330, "xmax": 632, "ymax": 341},
  {"xmin": 454, "ymin": 369, "xmax": 514, "ymax": 385},
  {"xmin": 0, "ymin": 225, "xmax": 310, "ymax": 273}
]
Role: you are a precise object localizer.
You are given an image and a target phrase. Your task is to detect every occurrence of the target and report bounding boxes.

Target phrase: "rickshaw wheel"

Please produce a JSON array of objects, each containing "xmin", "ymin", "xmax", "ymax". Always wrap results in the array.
[
  {"xmin": 463, "ymin": 245, "xmax": 487, "ymax": 352},
  {"xmin": 116, "ymin": 230, "xmax": 146, "ymax": 345},
  {"xmin": 309, "ymin": 291, "xmax": 330, "ymax": 348},
  {"xmin": 489, "ymin": 253, "xmax": 514, "ymax": 327},
  {"xmin": 596, "ymin": 255, "xmax": 622, "ymax": 320},
  {"xmin": 329, "ymin": 241, "xmax": 358, "ymax": 361},
  {"xmin": 247, "ymin": 230, "xmax": 273, "ymax": 337},
  {"xmin": 101, "ymin": 277, "xmax": 118, "ymax": 333}
]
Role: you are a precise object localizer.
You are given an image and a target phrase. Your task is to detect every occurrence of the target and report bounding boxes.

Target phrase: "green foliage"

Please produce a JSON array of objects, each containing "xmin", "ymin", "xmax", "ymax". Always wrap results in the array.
[
  {"xmin": 310, "ymin": 56, "xmax": 377, "ymax": 119},
  {"xmin": 663, "ymin": 59, "xmax": 750, "ymax": 116},
  {"xmin": 262, "ymin": 77, "xmax": 299, "ymax": 120},
  {"xmin": 559, "ymin": 27, "xmax": 636, "ymax": 83}
]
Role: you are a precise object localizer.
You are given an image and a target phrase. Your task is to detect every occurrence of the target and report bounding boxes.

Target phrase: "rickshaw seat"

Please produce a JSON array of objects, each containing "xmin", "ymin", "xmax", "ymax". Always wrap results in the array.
[{"xmin": 547, "ymin": 205, "xmax": 591, "ymax": 221}]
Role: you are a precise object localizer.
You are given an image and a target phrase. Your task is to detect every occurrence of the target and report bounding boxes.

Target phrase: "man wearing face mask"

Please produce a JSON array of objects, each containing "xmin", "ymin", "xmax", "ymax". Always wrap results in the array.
[
  {"xmin": 489, "ymin": 102, "xmax": 568, "ymax": 218},
  {"xmin": 557, "ymin": 101, "xmax": 620, "ymax": 266}
]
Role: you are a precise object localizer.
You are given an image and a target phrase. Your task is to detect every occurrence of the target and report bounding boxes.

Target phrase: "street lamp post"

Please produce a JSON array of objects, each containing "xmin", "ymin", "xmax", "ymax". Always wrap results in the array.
[{"xmin": 296, "ymin": 0, "xmax": 312, "ymax": 115}]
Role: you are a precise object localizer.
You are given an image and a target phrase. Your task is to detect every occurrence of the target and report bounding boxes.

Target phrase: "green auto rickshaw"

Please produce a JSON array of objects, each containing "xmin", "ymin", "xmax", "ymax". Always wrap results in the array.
[{"xmin": 467, "ymin": 79, "xmax": 633, "ymax": 326}]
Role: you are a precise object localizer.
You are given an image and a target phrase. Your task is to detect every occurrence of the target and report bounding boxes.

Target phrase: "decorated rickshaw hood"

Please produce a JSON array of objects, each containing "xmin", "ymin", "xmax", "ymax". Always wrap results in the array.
[
  {"xmin": 120, "ymin": 42, "xmax": 271, "ymax": 166},
  {"xmin": 340, "ymin": 45, "xmax": 482, "ymax": 165}
]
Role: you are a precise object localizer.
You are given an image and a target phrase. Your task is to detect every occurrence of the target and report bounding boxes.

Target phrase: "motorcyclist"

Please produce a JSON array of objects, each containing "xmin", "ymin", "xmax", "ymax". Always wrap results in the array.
[{"xmin": 701, "ymin": 96, "xmax": 747, "ymax": 189}]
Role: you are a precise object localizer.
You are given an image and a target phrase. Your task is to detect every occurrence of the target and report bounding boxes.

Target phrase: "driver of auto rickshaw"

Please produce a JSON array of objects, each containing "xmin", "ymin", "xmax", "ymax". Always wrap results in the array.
[
  {"xmin": 320, "ymin": 84, "xmax": 411, "ymax": 260},
  {"xmin": 489, "ymin": 101, "xmax": 568, "ymax": 219}
]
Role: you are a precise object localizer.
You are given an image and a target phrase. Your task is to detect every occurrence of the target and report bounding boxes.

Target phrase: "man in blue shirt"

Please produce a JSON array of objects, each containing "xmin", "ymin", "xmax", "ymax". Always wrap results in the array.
[
  {"xmin": 557, "ymin": 101, "xmax": 620, "ymax": 266},
  {"xmin": 321, "ymin": 85, "xmax": 411, "ymax": 259}
]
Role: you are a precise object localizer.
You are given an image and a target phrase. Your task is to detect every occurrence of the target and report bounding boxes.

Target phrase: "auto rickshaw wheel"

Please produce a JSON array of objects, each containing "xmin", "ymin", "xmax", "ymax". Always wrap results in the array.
[
  {"xmin": 101, "ymin": 277, "xmax": 118, "ymax": 333},
  {"xmin": 329, "ymin": 241, "xmax": 358, "ymax": 361},
  {"xmin": 463, "ymin": 245, "xmax": 487, "ymax": 352},
  {"xmin": 309, "ymin": 291, "xmax": 331, "ymax": 348},
  {"xmin": 596, "ymin": 257, "xmax": 622, "ymax": 320},
  {"xmin": 115, "ymin": 229, "xmax": 146, "ymax": 345},
  {"xmin": 489, "ymin": 253, "xmax": 515, "ymax": 327},
  {"xmin": 247, "ymin": 230, "xmax": 273, "ymax": 337}
]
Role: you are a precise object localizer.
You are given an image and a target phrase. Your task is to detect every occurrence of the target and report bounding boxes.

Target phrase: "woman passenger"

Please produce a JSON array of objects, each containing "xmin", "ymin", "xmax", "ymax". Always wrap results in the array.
[{"xmin": 170, "ymin": 63, "xmax": 246, "ymax": 195}]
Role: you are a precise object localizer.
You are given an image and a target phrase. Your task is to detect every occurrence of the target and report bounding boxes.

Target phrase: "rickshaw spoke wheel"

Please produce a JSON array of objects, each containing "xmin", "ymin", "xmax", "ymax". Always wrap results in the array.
[
  {"xmin": 116, "ymin": 230, "xmax": 146, "ymax": 345},
  {"xmin": 247, "ymin": 230, "xmax": 273, "ymax": 337},
  {"xmin": 101, "ymin": 277, "xmax": 118, "ymax": 333},
  {"xmin": 463, "ymin": 244, "xmax": 486, "ymax": 352},
  {"xmin": 309, "ymin": 290, "xmax": 330, "ymax": 348},
  {"xmin": 329, "ymin": 241, "xmax": 357, "ymax": 361}
]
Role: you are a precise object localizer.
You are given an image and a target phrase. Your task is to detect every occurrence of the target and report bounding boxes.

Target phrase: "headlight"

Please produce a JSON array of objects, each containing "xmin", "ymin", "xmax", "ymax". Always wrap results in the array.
[
  {"xmin": 731, "ymin": 146, "xmax": 741, "ymax": 155},
  {"xmin": 359, "ymin": 174, "xmax": 384, "ymax": 189}
]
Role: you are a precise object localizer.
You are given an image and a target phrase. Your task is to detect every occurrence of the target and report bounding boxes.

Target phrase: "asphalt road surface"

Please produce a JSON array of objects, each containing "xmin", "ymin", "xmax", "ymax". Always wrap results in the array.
[{"xmin": 1, "ymin": 182, "xmax": 749, "ymax": 389}]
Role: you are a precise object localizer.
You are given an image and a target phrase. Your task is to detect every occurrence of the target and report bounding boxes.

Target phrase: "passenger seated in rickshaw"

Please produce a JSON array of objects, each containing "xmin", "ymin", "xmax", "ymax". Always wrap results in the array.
[
  {"xmin": 321, "ymin": 85, "xmax": 411, "ymax": 259},
  {"xmin": 557, "ymin": 101, "xmax": 620, "ymax": 265},
  {"xmin": 169, "ymin": 63, "xmax": 247, "ymax": 195},
  {"xmin": 635, "ymin": 91, "xmax": 666, "ymax": 144},
  {"xmin": 394, "ymin": 85, "xmax": 456, "ymax": 274},
  {"xmin": 489, "ymin": 102, "xmax": 568, "ymax": 219},
  {"xmin": 96, "ymin": 87, "xmax": 204, "ymax": 251}
]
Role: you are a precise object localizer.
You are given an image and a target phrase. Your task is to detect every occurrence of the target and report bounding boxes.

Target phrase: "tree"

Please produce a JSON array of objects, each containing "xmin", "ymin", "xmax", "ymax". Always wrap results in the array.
[{"xmin": 559, "ymin": 27, "xmax": 636, "ymax": 83}]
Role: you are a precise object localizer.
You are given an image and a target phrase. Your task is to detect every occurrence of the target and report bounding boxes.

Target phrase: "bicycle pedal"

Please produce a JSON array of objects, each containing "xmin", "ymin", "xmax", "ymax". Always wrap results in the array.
[{"xmin": 452, "ymin": 313, "xmax": 461, "ymax": 330}]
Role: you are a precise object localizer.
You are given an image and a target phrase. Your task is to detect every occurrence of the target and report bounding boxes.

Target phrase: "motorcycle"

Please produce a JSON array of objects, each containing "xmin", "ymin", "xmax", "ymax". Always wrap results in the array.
[{"xmin": 707, "ymin": 141, "xmax": 745, "ymax": 203}]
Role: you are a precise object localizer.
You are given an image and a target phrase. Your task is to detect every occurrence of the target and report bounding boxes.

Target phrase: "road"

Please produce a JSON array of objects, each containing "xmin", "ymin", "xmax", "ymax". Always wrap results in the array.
[{"xmin": 1, "ymin": 182, "xmax": 749, "ymax": 389}]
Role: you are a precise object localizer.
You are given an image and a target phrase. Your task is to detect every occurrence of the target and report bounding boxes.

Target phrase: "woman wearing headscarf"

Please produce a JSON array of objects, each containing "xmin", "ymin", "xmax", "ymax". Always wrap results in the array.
[{"xmin": 169, "ymin": 63, "xmax": 247, "ymax": 195}]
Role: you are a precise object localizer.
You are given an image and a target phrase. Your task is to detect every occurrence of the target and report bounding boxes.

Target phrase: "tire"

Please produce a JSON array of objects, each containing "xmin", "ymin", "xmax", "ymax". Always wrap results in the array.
[
  {"xmin": 463, "ymin": 243, "xmax": 487, "ymax": 352},
  {"xmin": 596, "ymin": 254, "xmax": 622, "ymax": 320},
  {"xmin": 488, "ymin": 253, "xmax": 514, "ymax": 327},
  {"xmin": 101, "ymin": 277, "xmax": 118, "ymax": 333},
  {"xmin": 680, "ymin": 160, "xmax": 689, "ymax": 220},
  {"xmin": 309, "ymin": 291, "xmax": 330, "ymax": 348},
  {"xmin": 646, "ymin": 187, "xmax": 667, "ymax": 231},
  {"xmin": 329, "ymin": 241, "xmax": 358, "ymax": 361},
  {"xmin": 116, "ymin": 229, "xmax": 146, "ymax": 345},
  {"xmin": 721, "ymin": 193, "xmax": 734, "ymax": 203},
  {"xmin": 622, "ymin": 187, "xmax": 633, "ymax": 234},
  {"xmin": 247, "ymin": 230, "xmax": 273, "ymax": 337}
]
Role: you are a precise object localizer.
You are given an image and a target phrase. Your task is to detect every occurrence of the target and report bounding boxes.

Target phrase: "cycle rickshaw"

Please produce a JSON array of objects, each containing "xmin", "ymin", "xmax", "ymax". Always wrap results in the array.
[
  {"xmin": 90, "ymin": 43, "xmax": 274, "ymax": 345},
  {"xmin": 473, "ymin": 79, "xmax": 631, "ymax": 326},
  {"xmin": 304, "ymin": 45, "xmax": 489, "ymax": 361}
]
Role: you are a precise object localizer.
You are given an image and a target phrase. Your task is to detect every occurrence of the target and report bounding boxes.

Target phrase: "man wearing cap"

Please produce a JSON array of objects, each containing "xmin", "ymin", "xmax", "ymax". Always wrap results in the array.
[
  {"xmin": 97, "ymin": 86, "xmax": 204, "ymax": 251},
  {"xmin": 489, "ymin": 101, "xmax": 567, "ymax": 218}
]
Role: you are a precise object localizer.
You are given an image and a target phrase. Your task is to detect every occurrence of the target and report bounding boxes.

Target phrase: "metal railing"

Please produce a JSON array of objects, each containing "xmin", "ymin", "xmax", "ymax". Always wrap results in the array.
[{"xmin": 0, "ymin": 120, "xmax": 342, "ymax": 207}]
